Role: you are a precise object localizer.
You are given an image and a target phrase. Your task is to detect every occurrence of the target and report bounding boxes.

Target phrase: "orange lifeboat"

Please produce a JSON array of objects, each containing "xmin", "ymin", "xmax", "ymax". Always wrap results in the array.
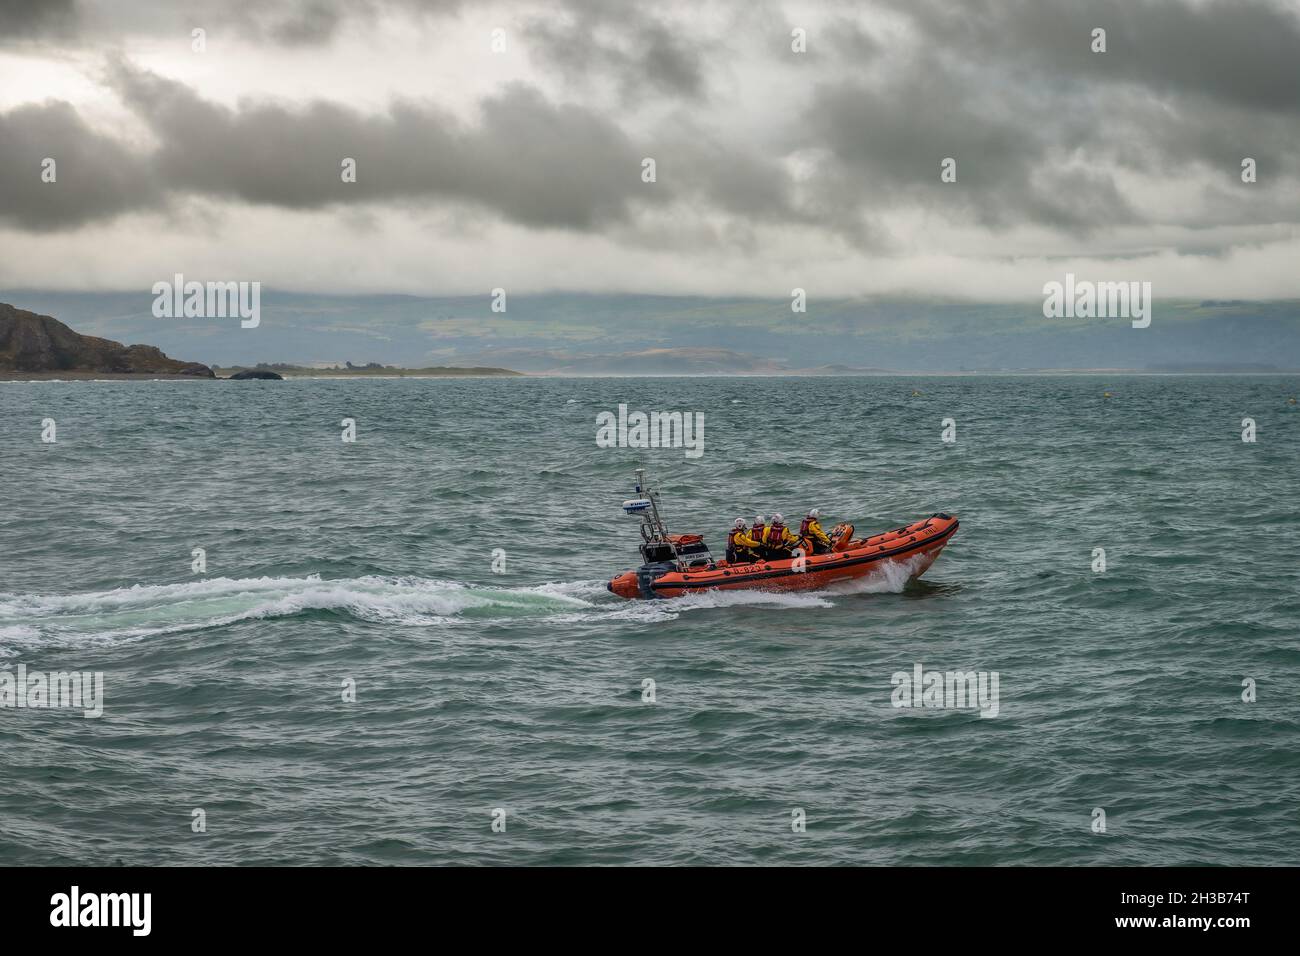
[
  {"xmin": 607, "ymin": 514, "xmax": 959, "ymax": 600},
  {"xmin": 606, "ymin": 470, "xmax": 957, "ymax": 600}
]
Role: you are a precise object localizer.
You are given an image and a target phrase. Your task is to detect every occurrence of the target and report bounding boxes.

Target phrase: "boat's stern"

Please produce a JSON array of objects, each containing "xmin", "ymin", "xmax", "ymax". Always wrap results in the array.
[
  {"xmin": 607, "ymin": 570, "xmax": 641, "ymax": 600},
  {"xmin": 608, "ymin": 560, "xmax": 677, "ymax": 600}
]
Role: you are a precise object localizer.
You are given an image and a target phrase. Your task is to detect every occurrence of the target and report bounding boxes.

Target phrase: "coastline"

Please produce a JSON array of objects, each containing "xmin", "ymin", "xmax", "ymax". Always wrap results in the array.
[
  {"xmin": 5, "ymin": 369, "xmax": 1299, "ymax": 382},
  {"xmin": 0, "ymin": 371, "xmax": 215, "ymax": 381},
  {"xmin": 0, "ymin": 369, "xmax": 525, "ymax": 381},
  {"xmin": 213, "ymin": 369, "xmax": 525, "ymax": 379}
]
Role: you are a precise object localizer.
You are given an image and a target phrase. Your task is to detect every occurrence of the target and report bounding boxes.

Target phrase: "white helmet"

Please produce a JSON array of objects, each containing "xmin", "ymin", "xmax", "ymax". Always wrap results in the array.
[
  {"xmin": 733, "ymin": 518, "xmax": 746, "ymax": 529},
  {"xmin": 808, "ymin": 508, "xmax": 821, "ymax": 518},
  {"xmin": 773, "ymin": 513, "xmax": 784, "ymax": 523},
  {"xmin": 755, "ymin": 515, "xmax": 765, "ymax": 523}
]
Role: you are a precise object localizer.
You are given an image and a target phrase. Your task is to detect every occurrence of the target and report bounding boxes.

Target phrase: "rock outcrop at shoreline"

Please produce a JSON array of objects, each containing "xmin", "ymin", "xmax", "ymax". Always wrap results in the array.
[{"xmin": 0, "ymin": 303, "xmax": 214, "ymax": 377}]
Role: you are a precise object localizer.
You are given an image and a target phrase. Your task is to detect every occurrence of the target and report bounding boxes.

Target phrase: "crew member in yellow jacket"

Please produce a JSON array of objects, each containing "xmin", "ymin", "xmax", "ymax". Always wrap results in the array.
[
  {"xmin": 800, "ymin": 508, "xmax": 832, "ymax": 554},
  {"xmin": 761, "ymin": 513, "xmax": 800, "ymax": 558},
  {"xmin": 725, "ymin": 519, "xmax": 762, "ymax": 564}
]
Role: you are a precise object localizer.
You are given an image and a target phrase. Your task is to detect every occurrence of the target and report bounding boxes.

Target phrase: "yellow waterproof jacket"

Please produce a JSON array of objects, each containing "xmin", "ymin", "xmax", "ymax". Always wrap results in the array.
[
  {"xmin": 801, "ymin": 517, "xmax": 831, "ymax": 546},
  {"xmin": 728, "ymin": 529, "xmax": 762, "ymax": 551},
  {"xmin": 764, "ymin": 524, "xmax": 799, "ymax": 548}
]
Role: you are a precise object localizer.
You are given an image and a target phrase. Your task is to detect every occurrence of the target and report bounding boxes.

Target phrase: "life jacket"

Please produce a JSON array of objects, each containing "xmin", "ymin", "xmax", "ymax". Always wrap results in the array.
[
  {"xmin": 727, "ymin": 529, "xmax": 750, "ymax": 550},
  {"xmin": 751, "ymin": 523, "xmax": 766, "ymax": 544},
  {"xmin": 765, "ymin": 522, "xmax": 788, "ymax": 547},
  {"xmin": 799, "ymin": 516, "xmax": 813, "ymax": 536}
]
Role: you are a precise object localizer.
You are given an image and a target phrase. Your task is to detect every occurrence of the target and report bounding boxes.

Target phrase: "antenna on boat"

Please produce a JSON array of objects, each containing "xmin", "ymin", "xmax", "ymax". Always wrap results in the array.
[{"xmin": 623, "ymin": 467, "xmax": 669, "ymax": 544}]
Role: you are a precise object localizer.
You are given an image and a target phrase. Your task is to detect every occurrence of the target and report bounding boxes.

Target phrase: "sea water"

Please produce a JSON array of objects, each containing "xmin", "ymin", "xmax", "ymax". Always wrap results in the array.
[{"xmin": 1, "ymin": 375, "xmax": 1297, "ymax": 864}]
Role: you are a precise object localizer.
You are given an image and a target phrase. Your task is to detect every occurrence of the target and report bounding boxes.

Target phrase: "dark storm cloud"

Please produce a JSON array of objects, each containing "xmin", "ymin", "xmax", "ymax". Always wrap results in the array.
[
  {"xmin": 93, "ymin": 60, "xmax": 656, "ymax": 230},
  {"xmin": 882, "ymin": 0, "xmax": 1300, "ymax": 114},
  {"xmin": 0, "ymin": 0, "xmax": 464, "ymax": 48},
  {"xmin": 635, "ymin": 22, "xmax": 705, "ymax": 99},
  {"xmin": 0, "ymin": 0, "xmax": 78, "ymax": 40},
  {"xmin": 0, "ymin": 57, "xmax": 806, "ymax": 235},
  {"xmin": 804, "ymin": 60, "xmax": 1140, "ymax": 233},
  {"xmin": 265, "ymin": 0, "xmax": 347, "ymax": 47},
  {"xmin": 526, "ymin": 8, "xmax": 707, "ymax": 102},
  {"xmin": 822, "ymin": 19, "xmax": 881, "ymax": 61},
  {"xmin": 243, "ymin": 0, "xmax": 466, "ymax": 47},
  {"xmin": 793, "ymin": 0, "xmax": 1300, "ymax": 234},
  {"xmin": 668, "ymin": 131, "xmax": 796, "ymax": 222},
  {"xmin": 4, "ymin": 0, "xmax": 1300, "ymax": 248},
  {"xmin": 0, "ymin": 101, "xmax": 161, "ymax": 230},
  {"xmin": 1095, "ymin": 79, "xmax": 1300, "ymax": 181}
]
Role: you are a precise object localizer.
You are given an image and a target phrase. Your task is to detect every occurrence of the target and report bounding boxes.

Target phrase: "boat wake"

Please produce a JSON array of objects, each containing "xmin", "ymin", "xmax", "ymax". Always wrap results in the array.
[{"xmin": 0, "ymin": 564, "xmax": 920, "ymax": 655}]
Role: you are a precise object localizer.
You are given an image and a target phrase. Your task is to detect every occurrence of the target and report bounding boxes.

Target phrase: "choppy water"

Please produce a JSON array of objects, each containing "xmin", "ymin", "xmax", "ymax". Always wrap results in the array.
[{"xmin": 1, "ymin": 375, "xmax": 1297, "ymax": 865}]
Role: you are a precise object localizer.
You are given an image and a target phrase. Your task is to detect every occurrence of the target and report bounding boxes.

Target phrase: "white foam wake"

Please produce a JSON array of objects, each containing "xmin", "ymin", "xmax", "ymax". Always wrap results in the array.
[
  {"xmin": 0, "ymin": 575, "xmax": 597, "ymax": 654},
  {"xmin": 0, "ymin": 563, "xmax": 919, "ymax": 656},
  {"xmin": 825, "ymin": 554, "xmax": 928, "ymax": 595}
]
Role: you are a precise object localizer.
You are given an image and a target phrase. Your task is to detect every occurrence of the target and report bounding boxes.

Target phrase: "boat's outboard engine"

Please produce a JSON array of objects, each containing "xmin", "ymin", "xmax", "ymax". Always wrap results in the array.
[
  {"xmin": 633, "ymin": 563, "xmax": 673, "ymax": 597},
  {"xmin": 629, "ymin": 541, "xmax": 675, "ymax": 596}
]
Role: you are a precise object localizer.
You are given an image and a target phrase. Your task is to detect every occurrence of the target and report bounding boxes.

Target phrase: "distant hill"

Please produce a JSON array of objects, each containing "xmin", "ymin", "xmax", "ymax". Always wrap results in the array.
[
  {"xmin": 0, "ymin": 303, "xmax": 213, "ymax": 377},
  {"xmin": 544, "ymin": 347, "xmax": 785, "ymax": 375},
  {"xmin": 3, "ymin": 291, "xmax": 1300, "ymax": 372},
  {"xmin": 510, "ymin": 348, "xmax": 889, "ymax": 375},
  {"xmin": 216, "ymin": 363, "xmax": 523, "ymax": 377}
]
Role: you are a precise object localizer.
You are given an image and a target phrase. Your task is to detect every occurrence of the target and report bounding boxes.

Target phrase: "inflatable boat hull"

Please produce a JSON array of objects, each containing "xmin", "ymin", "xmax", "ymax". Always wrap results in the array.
[{"xmin": 608, "ymin": 514, "xmax": 958, "ymax": 599}]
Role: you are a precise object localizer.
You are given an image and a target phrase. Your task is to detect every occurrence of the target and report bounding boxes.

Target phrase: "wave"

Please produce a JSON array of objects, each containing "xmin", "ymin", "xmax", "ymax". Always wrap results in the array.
[
  {"xmin": 826, "ymin": 554, "xmax": 927, "ymax": 595},
  {"xmin": 0, "ymin": 575, "xmax": 594, "ymax": 648},
  {"xmin": 0, "ymin": 569, "xmax": 903, "ymax": 654}
]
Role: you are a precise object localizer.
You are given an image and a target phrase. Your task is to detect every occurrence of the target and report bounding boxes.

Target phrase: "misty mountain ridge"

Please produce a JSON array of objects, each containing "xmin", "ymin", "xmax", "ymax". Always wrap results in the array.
[{"xmin": 2, "ymin": 291, "xmax": 1297, "ymax": 373}]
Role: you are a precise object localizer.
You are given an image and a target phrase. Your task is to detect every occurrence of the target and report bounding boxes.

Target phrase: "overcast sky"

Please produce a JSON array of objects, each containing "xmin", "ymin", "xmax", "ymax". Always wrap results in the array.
[{"xmin": 2, "ymin": 0, "xmax": 1298, "ymax": 299}]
